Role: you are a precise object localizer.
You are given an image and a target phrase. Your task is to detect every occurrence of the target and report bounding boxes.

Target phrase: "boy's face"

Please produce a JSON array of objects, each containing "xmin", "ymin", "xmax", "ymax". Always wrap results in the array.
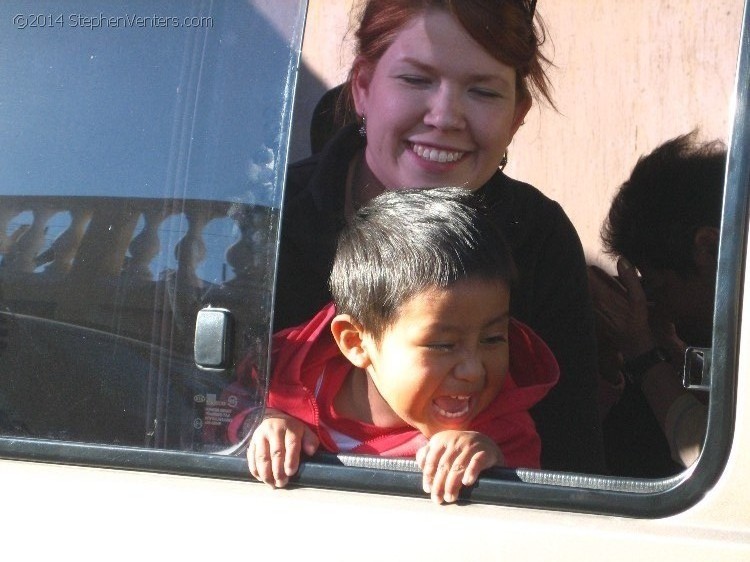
[{"xmin": 362, "ymin": 278, "xmax": 510, "ymax": 437}]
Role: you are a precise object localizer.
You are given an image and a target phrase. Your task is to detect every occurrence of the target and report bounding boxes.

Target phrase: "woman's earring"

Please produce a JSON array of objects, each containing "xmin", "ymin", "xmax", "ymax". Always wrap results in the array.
[
  {"xmin": 358, "ymin": 115, "xmax": 367, "ymax": 138},
  {"xmin": 499, "ymin": 150, "xmax": 508, "ymax": 171}
]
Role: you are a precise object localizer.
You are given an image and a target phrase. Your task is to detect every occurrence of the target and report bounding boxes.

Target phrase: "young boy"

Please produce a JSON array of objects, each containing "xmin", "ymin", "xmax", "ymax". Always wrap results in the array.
[{"xmin": 240, "ymin": 187, "xmax": 558, "ymax": 504}]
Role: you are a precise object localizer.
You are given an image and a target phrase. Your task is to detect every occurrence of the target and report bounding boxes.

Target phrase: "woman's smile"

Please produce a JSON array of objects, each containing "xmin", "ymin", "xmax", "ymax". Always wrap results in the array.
[{"xmin": 410, "ymin": 142, "xmax": 466, "ymax": 164}]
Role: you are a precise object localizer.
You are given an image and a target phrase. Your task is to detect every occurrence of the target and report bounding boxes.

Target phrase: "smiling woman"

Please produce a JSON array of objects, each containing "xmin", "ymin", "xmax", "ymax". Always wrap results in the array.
[{"xmin": 273, "ymin": 0, "xmax": 604, "ymax": 474}]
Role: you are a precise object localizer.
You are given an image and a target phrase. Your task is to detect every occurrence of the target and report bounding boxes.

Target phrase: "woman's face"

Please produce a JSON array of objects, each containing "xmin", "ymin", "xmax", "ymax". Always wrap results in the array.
[{"xmin": 352, "ymin": 9, "xmax": 531, "ymax": 191}]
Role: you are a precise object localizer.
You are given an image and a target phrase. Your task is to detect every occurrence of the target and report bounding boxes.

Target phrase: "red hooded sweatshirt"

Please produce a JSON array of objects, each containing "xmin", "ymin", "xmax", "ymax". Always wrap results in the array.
[{"xmin": 229, "ymin": 303, "xmax": 559, "ymax": 468}]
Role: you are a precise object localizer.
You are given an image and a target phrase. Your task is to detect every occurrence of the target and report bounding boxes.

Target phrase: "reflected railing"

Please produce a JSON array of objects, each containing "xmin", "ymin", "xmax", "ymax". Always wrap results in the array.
[
  {"xmin": 0, "ymin": 195, "xmax": 278, "ymax": 450},
  {"xmin": 0, "ymin": 195, "xmax": 277, "ymax": 362}
]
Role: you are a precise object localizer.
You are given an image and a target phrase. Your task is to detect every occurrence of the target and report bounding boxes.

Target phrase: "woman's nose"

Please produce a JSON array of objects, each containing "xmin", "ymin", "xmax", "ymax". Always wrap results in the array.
[{"xmin": 424, "ymin": 86, "xmax": 465, "ymax": 130}]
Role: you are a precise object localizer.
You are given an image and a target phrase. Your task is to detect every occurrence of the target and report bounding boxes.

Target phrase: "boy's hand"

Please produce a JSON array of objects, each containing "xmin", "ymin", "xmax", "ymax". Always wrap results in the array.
[
  {"xmin": 416, "ymin": 431, "xmax": 504, "ymax": 504},
  {"xmin": 248, "ymin": 408, "xmax": 320, "ymax": 488}
]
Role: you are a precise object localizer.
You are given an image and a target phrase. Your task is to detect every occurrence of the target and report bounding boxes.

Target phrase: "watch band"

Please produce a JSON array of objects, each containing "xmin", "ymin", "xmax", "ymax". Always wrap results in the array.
[{"xmin": 622, "ymin": 346, "xmax": 671, "ymax": 387}]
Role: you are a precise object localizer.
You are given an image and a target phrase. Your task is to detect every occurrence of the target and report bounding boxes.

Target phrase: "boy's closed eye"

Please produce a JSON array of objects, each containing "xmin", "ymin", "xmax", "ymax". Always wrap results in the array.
[
  {"xmin": 423, "ymin": 342, "xmax": 456, "ymax": 351},
  {"xmin": 481, "ymin": 334, "xmax": 508, "ymax": 345},
  {"xmin": 421, "ymin": 334, "xmax": 507, "ymax": 351}
]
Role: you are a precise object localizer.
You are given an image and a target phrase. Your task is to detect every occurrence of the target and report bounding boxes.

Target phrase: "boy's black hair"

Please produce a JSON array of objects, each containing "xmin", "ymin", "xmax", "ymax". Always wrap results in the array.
[
  {"xmin": 329, "ymin": 187, "xmax": 516, "ymax": 338},
  {"xmin": 602, "ymin": 132, "xmax": 726, "ymax": 276}
]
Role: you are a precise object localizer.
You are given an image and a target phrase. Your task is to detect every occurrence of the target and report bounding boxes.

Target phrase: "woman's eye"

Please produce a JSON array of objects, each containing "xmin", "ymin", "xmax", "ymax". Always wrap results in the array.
[
  {"xmin": 470, "ymin": 88, "xmax": 502, "ymax": 99},
  {"xmin": 398, "ymin": 75, "xmax": 430, "ymax": 86}
]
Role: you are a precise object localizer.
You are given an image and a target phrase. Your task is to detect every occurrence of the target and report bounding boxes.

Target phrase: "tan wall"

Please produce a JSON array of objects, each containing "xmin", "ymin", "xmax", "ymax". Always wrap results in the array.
[{"xmin": 291, "ymin": 0, "xmax": 743, "ymax": 270}]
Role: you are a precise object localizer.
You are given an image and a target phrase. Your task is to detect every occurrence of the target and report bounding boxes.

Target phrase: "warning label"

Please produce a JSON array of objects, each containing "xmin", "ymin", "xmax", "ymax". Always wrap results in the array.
[{"xmin": 202, "ymin": 394, "xmax": 234, "ymax": 427}]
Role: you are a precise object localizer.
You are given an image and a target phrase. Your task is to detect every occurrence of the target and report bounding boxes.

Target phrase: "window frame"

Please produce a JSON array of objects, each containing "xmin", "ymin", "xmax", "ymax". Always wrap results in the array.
[{"xmin": 0, "ymin": 1, "xmax": 748, "ymax": 519}]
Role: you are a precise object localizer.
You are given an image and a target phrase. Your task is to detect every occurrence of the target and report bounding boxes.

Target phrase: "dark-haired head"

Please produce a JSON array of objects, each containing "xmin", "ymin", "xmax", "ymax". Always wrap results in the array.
[
  {"xmin": 330, "ymin": 186, "xmax": 516, "ymax": 339},
  {"xmin": 602, "ymin": 132, "xmax": 726, "ymax": 276}
]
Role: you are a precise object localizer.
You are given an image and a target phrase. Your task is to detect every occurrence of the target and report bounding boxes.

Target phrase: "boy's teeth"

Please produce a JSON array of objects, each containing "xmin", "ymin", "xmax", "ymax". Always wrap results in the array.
[
  {"xmin": 412, "ymin": 144, "xmax": 464, "ymax": 163},
  {"xmin": 433, "ymin": 396, "xmax": 470, "ymax": 418}
]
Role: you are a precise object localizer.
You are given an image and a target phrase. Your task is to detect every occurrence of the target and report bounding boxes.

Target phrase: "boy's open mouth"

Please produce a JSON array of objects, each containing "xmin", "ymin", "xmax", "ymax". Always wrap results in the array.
[{"xmin": 433, "ymin": 395, "xmax": 471, "ymax": 418}]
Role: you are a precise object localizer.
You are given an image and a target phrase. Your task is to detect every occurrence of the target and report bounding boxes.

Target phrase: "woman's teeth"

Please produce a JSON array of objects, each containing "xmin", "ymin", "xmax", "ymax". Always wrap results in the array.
[{"xmin": 412, "ymin": 144, "xmax": 464, "ymax": 163}]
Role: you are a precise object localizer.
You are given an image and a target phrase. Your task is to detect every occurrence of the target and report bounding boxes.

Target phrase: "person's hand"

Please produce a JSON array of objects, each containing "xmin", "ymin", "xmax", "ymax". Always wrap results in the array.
[
  {"xmin": 588, "ymin": 258, "xmax": 655, "ymax": 360},
  {"xmin": 649, "ymin": 307, "xmax": 688, "ymax": 372},
  {"xmin": 248, "ymin": 408, "xmax": 320, "ymax": 488},
  {"xmin": 416, "ymin": 431, "xmax": 504, "ymax": 504},
  {"xmin": 594, "ymin": 321, "xmax": 625, "ymax": 385}
]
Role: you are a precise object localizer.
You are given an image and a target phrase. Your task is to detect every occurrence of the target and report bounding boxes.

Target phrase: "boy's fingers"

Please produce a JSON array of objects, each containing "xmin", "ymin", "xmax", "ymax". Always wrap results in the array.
[
  {"xmin": 461, "ymin": 457, "xmax": 481, "ymax": 487},
  {"xmin": 301, "ymin": 426, "xmax": 321, "ymax": 457},
  {"xmin": 253, "ymin": 436, "xmax": 276, "ymax": 486},
  {"xmin": 461, "ymin": 451, "xmax": 491, "ymax": 487},
  {"xmin": 284, "ymin": 429, "xmax": 302, "ymax": 478},
  {"xmin": 430, "ymin": 449, "xmax": 459, "ymax": 504},
  {"xmin": 443, "ymin": 452, "xmax": 473, "ymax": 503},
  {"xmin": 420, "ymin": 444, "xmax": 444, "ymax": 495},
  {"xmin": 422, "ymin": 464, "xmax": 434, "ymax": 495},
  {"xmin": 268, "ymin": 430, "xmax": 288, "ymax": 487},
  {"xmin": 247, "ymin": 440, "xmax": 258, "ymax": 478},
  {"xmin": 415, "ymin": 444, "xmax": 428, "ymax": 469},
  {"xmin": 430, "ymin": 463, "xmax": 447, "ymax": 504}
]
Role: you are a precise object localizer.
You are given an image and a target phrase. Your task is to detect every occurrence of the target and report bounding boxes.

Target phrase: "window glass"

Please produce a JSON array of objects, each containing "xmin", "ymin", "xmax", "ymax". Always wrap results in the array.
[
  {"xmin": 272, "ymin": 0, "xmax": 747, "ymax": 514},
  {"xmin": 0, "ymin": 0, "xmax": 746, "ymax": 520},
  {"xmin": 0, "ymin": 0, "xmax": 307, "ymax": 452}
]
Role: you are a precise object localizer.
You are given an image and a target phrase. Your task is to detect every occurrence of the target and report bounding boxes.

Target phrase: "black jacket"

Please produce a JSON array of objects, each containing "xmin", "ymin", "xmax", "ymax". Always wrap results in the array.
[{"xmin": 274, "ymin": 124, "xmax": 605, "ymax": 473}]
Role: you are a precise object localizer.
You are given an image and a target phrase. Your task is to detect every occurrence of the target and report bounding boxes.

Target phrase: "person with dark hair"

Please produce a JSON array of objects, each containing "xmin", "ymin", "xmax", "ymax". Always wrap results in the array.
[
  {"xmin": 245, "ymin": 188, "xmax": 559, "ymax": 504},
  {"xmin": 589, "ymin": 132, "xmax": 725, "ymax": 475},
  {"xmin": 276, "ymin": 0, "xmax": 605, "ymax": 474}
]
